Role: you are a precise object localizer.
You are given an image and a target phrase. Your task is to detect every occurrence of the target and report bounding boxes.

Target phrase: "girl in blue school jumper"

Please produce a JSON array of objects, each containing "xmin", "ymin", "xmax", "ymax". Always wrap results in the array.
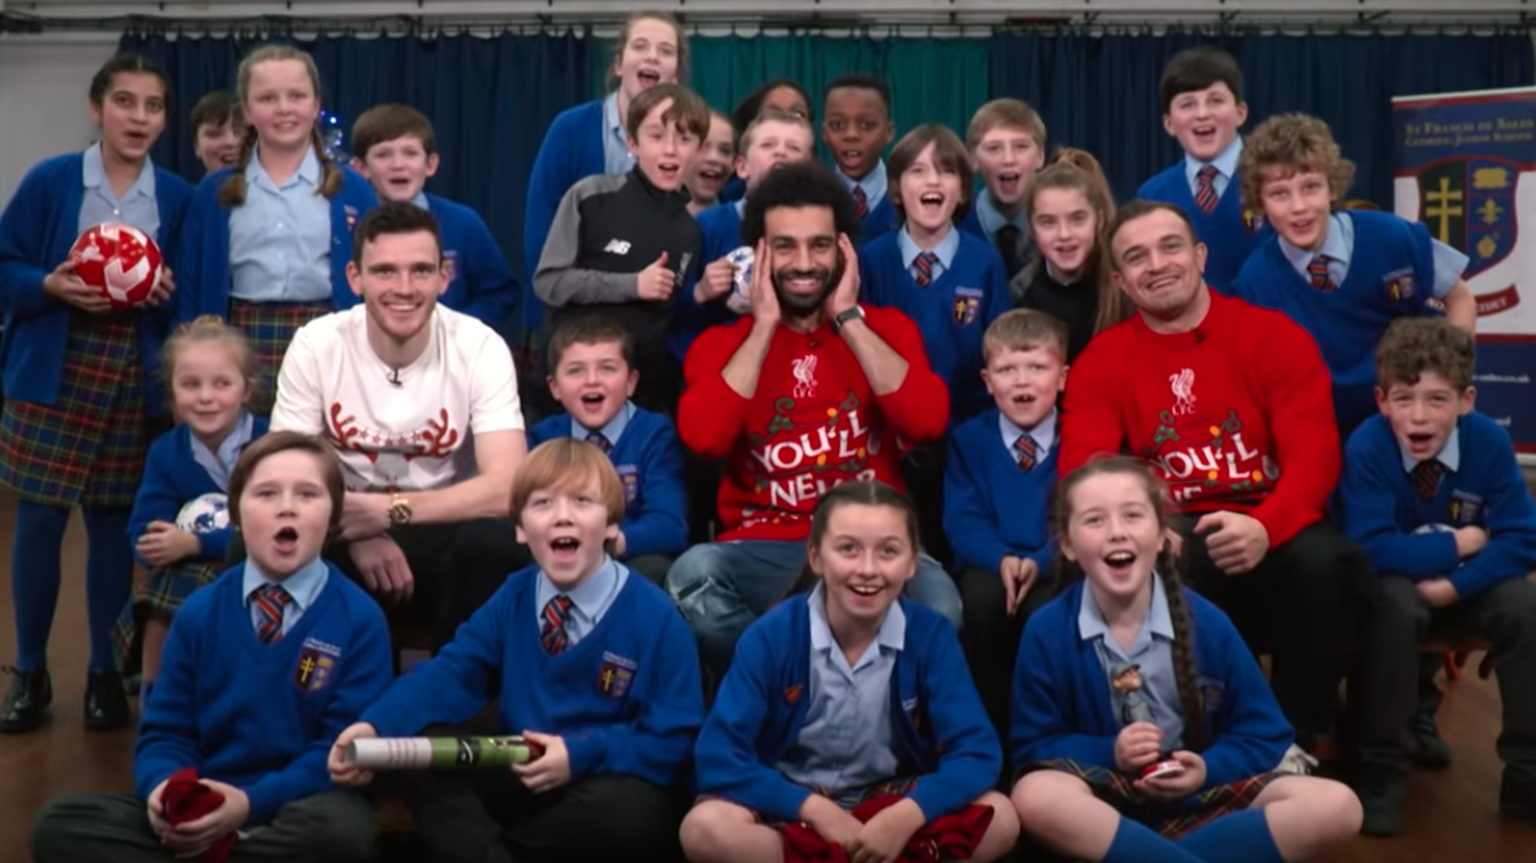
[
  {"xmin": 110, "ymin": 316, "xmax": 269, "ymax": 705},
  {"xmin": 682, "ymin": 481, "xmax": 1020, "ymax": 863},
  {"xmin": 858, "ymin": 125, "xmax": 1010, "ymax": 423},
  {"xmin": 1010, "ymin": 457, "xmax": 1362, "ymax": 863},
  {"xmin": 522, "ymin": 10, "xmax": 688, "ymax": 336},
  {"xmin": 177, "ymin": 43, "xmax": 375, "ymax": 409},
  {"xmin": 0, "ymin": 53, "xmax": 194, "ymax": 734}
]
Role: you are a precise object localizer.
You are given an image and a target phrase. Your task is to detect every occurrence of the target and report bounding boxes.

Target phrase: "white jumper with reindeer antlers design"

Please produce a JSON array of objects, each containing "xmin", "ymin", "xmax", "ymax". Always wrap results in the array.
[{"xmin": 269, "ymin": 304, "xmax": 524, "ymax": 493}]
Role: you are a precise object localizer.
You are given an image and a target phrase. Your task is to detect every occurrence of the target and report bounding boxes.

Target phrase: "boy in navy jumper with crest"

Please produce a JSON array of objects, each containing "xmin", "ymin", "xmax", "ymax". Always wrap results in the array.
[
  {"xmin": 959, "ymin": 98, "xmax": 1047, "ymax": 281},
  {"xmin": 528, "ymin": 318, "xmax": 687, "ymax": 583},
  {"xmin": 1137, "ymin": 47, "xmax": 1272, "ymax": 294},
  {"xmin": 945, "ymin": 310, "xmax": 1065, "ymax": 749},
  {"xmin": 31, "ymin": 431, "xmax": 392, "ymax": 863},
  {"xmin": 682, "ymin": 481, "xmax": 1019, "ymax": 863},
  {"xmin": 351, "ymin": 104, "xmax": 517, "ymax": 337},
  {"xmin": 1232, "ymin": 112, "xmax": 1477, "ymax": 438},
  {"xmin": 330, "ymin": 438, "xmax": 703, "ymax": 863},
  {"xmin": 1341, "ymin": 318, "xmax": 1536, "ymax": 834},
  {"xmin": 822, "ymin": 75, "xmax": 898, "ymax": 244}
]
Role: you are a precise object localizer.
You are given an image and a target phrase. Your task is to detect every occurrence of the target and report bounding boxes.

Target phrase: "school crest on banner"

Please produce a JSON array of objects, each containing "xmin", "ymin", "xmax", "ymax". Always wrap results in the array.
[{"xmin": 1414, "ymin": 157, "xmax": 1521, "ymax": 279}]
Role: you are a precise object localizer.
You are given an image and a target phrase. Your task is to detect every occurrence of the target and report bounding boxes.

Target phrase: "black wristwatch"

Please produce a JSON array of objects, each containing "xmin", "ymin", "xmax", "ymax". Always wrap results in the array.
[{"xmin": 830, "ymin": 305, "xmax": 865, "ymax": 334}]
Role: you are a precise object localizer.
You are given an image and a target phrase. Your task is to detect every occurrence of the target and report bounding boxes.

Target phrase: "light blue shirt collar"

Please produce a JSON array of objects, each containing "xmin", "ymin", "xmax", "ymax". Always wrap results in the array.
[
  {"xmin": 1077, "ymin": 571, "xmax": 1176, "ymax": 643},
  {"xmin": 1400, "ymin": 423, "xmax": 1461, "ymax": 474},
  {"xmin": 243, "ymin": 555, "xmax": 328, "ymax": 612},
  {"xmin": 837, "ymin": 160, "xmax": 888, "ymax": 209},
  {"xmin": 1279, "ymin": 212, "xmax": 1353, "ymax": 278},
  {"xmin": 189, "ymin": 411, "xmax": 256, "ymax": 492},
  {"xmin": 1000, "ymin": 409, "xmax": 1057, "ymax": 458},
  {"xmin": 733, "ymin": 197, "xmax": 747, "ymax": 218},
  {"xmin": 1183, "ymin": 136, "xmax": 1243, "ymax": 188},
  {"xmin": 808, "ymin": 582, "xmax": 905, "ymax": 671},
  {"xmin": 601, "ymin": 92, "xmax": 637, "ymax": 176},
  {"xmin": 535, "ymin": 554, "xmax": 623, "ymax": 623},
  {"xmin": 410, "ymin": 191, "xmax": 430, "ymax": 211},
  {"xmin": 973, "ymin": 187, "xmax": 1029, "ymax": 239},
  {"xmin": 247, "ymin": 144, "xmax": 322, "ymax": 192},
  {"xmin": 897, "ymin": 225, "xmax": 960, "ymax": 271},
  {"xmin": 572, "ymin": 400, "xmax": 634, "ymax": 448},
  {"xmin": 82, "ymin": 142, "xmax": 157, "ymax": 201}
]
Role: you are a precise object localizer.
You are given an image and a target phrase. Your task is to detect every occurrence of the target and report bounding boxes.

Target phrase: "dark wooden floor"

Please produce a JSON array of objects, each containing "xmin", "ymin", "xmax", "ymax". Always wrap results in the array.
[{"xmin": 0, "ymin": 489, "xmax": 1533, "ymax": 863}]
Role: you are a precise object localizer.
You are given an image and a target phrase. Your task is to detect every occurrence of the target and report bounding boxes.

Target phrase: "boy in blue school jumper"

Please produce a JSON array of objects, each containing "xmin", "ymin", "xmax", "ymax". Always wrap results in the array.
[
  {"xmin": 1341, "ymin": 318, "xmax": 1536, "ymax": 835},
  {"xmin": 959, "ymin": 98, "xmax": 1047, "ymax": 281},
  {"xmin": 0, "ymin": 53, "xmax": 193, "ymax": 734},
  {"xmin": 351, "ymin": 104, "xmax": 517, "ymax": 338},
  {"xmin": 860, "ymin": 124, "xmax": 1010, "ymax": 422},
  {"xmin": 682, "ymin": 481, "xmax": 1018, "ymax": 863},
  {"xmin": 176, "ymin": 45, "xmax": 376, "ymax": 407},
  {"xmin": 30, "ymin": 431, "xmax": 392, "ymax": 863},
  {"xmin": 1137, "ymin": 47, "xmax": 1272, "ymax": 294},
  {"xmin": 527, "ymin": 318, "xmax": 687, "ymax": 584},
  {"xmin": 1011, "ymin": 457, "xmax": 1363, "ymax": 863},
  {"xmin": 1232, "ymin": 113, "xmax": 1477, "ymax": 439},
  {"xmin": 330, "ymin": 438, "xmax": 703, "ymax": 863},
  {"xmin": 823, "ymin": 74, "xmax": 898, "ymax": 244},
  {"xmin": 945, "ymin": 310, "xmax": 1065, "ymax": 752}
]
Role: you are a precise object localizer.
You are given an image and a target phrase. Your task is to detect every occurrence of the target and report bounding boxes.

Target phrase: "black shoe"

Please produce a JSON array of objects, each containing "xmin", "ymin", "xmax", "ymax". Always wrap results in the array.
[
  {"xmin": 84, "ymin": 670, "xmax": 130, "ymax": 730},
  {"xmin": 1502, "ymin": 772, "xmax": 1536, "ymax": 825},
  {"xmin": 1411, "ymin": 712, "xmax": 1452, "ymax": 769},
  {"xmin": 1356, "ymin": 765, "xmax": 1410, "ymax": 837},
  {"xmin": 0, "ymin": 666, "xmax": 53, "ymax": 733}
]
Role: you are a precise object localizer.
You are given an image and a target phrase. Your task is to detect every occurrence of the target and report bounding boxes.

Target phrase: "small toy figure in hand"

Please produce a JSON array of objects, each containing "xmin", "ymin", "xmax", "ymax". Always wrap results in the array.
[{"xmin": 1111, "ymin": 662, "xmax": 1185, "ymax": 782}]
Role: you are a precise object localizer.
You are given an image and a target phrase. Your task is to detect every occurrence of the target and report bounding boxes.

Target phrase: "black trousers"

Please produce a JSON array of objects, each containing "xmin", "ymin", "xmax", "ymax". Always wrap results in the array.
[
  {"xmin": 957, "ymin": 565, "xmax": 1054, "ymax": 767},
  {"xmin": 403, "ymin": 726, "xmax": 679, "ymax": 863},
  {"xmin": 1357, "ymin": 573, "xmax": 1536, "ymax": 783},
  {"xmin": 1177, "ymin": 519, "xmax": 1372, "ymax": 742},
  {"xmin": 30, "ymin": 790, "xmax": 375, "ymax": 863},
  {"xmin": 903, "ymin": 445, "xmax": 953, "ymax": 569}
]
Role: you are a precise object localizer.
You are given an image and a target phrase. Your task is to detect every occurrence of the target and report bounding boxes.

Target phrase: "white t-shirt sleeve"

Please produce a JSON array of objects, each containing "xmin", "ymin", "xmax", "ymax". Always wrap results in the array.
[
  {"xmin": 467, "ymin": 327, "xmax": 525, "ymax": 434},
  {"xmin": 269, "ymin": 324, "xmax": 327, "ymax": 436}
]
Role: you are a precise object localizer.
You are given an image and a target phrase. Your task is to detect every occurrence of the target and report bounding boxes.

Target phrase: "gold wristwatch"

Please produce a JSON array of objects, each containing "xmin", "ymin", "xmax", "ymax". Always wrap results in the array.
[{"xmin": 388, "ymin": 494, "xmax": 413, "ymax": 526}]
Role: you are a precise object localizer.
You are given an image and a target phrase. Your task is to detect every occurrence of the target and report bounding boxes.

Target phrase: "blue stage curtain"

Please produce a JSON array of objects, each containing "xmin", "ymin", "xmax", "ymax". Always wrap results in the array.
[
  {"xmin": 991, "ymin": 29, "xmax": 1536, "ymax": 205},
  {"xmin": 119, "ymin": 30, "xmax": 590, "ymax": 305}
]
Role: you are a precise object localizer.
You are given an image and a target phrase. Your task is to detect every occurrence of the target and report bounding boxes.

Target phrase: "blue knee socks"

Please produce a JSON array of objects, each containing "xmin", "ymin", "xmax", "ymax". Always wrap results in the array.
[
  {"xmin": 83, "ymin": 507, "xmax": 133, "ymax": 672},
  {"xmin": 1103, "ymin": 817, "xmax": 1205, "ymax": 863},
  {"xmin": 10, "ymin": 502, "xmax": 68, "ymax": 670},
  {"xmin": 1177, "ymin": 809, "xmax": 1284, "ymax": 863}
]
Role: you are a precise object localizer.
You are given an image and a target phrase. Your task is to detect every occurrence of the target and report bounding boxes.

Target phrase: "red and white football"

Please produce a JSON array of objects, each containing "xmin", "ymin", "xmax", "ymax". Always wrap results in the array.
[{"xmin": 69, "ymin": 222, "xmax": 163, "ymax": 309}]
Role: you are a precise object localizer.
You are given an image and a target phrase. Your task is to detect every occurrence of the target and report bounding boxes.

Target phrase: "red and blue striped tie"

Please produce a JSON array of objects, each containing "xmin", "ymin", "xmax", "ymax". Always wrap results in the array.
[
  {"xmin": 253, "ymin": 584, "xmax": 292, "ymax": 645},
  {"xmin": 540, "ymin": 595, "xmax": 575, "ymax": 655},
  {"xmin": 1194, "ymin": 165, "xmax": 1220, "ymax": 214},
  {"xmin": 1015, "ymin": 435, "xmax": 1039, "ymax": 471},
  {"xmin": 1412, "ymin": 460, "xmax": 1447, "ymax": 502},
  {"xmin": 851, "ymin": 185, "xmax": 869, "ymax": 219},
  {"xmin": 1308, "ymin": 255, "xmax": 1335, "ymax": 292},
  {"xmin": 914, "ymin": 252, "xmax": 939, "ymax": 287}
]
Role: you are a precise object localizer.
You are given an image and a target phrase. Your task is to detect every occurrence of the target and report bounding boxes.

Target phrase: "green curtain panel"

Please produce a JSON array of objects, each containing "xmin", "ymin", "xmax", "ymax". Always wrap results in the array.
[{"xmin": 594, "ymin": 34, "xmax": 992, "ymax": 153}]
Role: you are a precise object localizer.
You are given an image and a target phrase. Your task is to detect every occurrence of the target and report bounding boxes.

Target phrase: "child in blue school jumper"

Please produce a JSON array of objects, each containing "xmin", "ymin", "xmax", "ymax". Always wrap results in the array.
[
  {"xmin": 1137, "ymin": 47, "xmax": 1272, "ymax": 294},
  {"xmin": 176, "ymin": 44, "xmax": 376, "ymax": 408},
  {"xmin": 822, "ymin": 74, "xmax": 898, "ymax": 244},
  {"xmin": 330, "ymin": 438, "xmax": 703, "ymax": 863},
  {"xmin": 725, "ymin": 77, "xmax": 815, "ymax": 204},
  {"xmin": 1340, "ymin": 318, "xmax": 1536, "ymax": 835},
  {"xmin": 350, "ymin": 104, "xmax": 517, "ymax": 337},
  {"xmin": 1011, "ymin": 456, "xmax": 1363, "ymax": 863},
  {"xmin": 111, "ymin": 316, "xmax": 269, "ymax": 705},
  {"xmin": 859, "ymin": 124, "xmax": 1010, "ymax": 422},
  {"xmin": 958, "ymin": 98, "xmax": 1047, "ymax": 281},
  {"xmin": 1232, "ymin": 112, "xmax": 1477, "ymax": 438},
  {"xmin": 30, "ymin": 431, "xmax": 393, "ymax": 863},
  {"xmin": 681, "ymin": 481, "xmax": 1020, "ymax": 863},
  {"xmin": 523, "ymin": 10, "xmax": 688, "ymax": 336},
  {"xmin": 0, "ymin": 53, "xmax": 194, "ymax": 734},
  {"xmin": 527, "ymin": 318, "xmax": 687, "ymax": 584},
  {"xmin": 945, "ymin": 310, "xmax": 1066, "ymax": 752}
]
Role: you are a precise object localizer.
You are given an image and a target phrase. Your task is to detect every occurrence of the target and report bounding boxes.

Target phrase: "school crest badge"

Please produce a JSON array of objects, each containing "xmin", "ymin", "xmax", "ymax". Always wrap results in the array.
[
  {"xmin": 1383, "ymin": 267, "xmax": 1419, "ymax": 301},
  {"xmin": 344, "ymin": 205, "xmax": 359, "ymax": 232},
  {"xmin": 1417, "ymin": 157, "xmax": 1520, "ymax": 279},
  {"xmin": 295, "ymin": 637, "xmax": 342, "ymax": 692},
  {"xmin": 1450, "ymin": 490, "xmax": 1483, "ymax": 526},
  {"xmin": 616, "ymin": 465, "xmax": 639, "ymax": 505},
  {"xmin": 1242, "ymin": 208, "xmax": 1266, "ymax": 234},
  {"xmin": 443, "ymin": 250, "xmax": 459, "ymax": 284},
  {"xmin": 952, "ymin": 287, "xmax": 984, "ymax": 326},
  {"xmin": 597, "ymin": 651, "xmax": 636, "ymax": 699}
]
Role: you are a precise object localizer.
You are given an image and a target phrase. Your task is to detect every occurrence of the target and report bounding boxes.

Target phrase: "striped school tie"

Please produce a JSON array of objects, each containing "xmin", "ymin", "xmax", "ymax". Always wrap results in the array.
[
  {"xmin": 253, "ymin": 584, "xmax": 293, "ymax": 645},
  {"xmin": 1014, "ymin": 434, "xmax": 1039, "ymax": 471},
  {"xmin": 1307, "ymin": 255, "xmax": 1336, "ymax": 292},
  {"xmin": 913, "ymin": 252, "xmax": 939, "ymax": 287},
  {"xmin": 1194, "ymin": 165, "xmax": 1220, "ymax": 215},
  {"xmin": 851, "ymin": 185, "xmax": 869, "ymax": 219},
  {"xmin": 540, "ymin": 595, "xmax": 575, "ymax": 656},
  {"xmin": 586, "ymin": 431, "xmax": 612, "ymax": 454},
  {"xmin": 1412, "ymin": 459, "xmax": 1447, "ymax": 502},
  {"xmin": 995, "ymin": 224, "xmax": 1024, "ymax": 279}
]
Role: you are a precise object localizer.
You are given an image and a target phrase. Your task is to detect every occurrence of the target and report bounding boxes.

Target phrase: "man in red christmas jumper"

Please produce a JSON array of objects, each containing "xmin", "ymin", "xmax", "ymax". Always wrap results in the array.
[
  {"xmin": 666, "ymin": 161, "xmax": 962, "ymax": 683},
  {"xmin": 1058, "ymin": 199, "xmax": 1370, "ymax": 760}
]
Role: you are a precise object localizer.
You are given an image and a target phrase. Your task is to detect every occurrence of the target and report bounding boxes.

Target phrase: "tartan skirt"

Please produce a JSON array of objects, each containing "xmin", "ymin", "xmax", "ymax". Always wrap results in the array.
[
  {"xmin": 701, "ymin": 776, "xmax": 918, "ymax": 821},
  {"xmin": 111, "ymin": 559, "xmax": 225, "ymax": 675},
  {"xmin": 1022, "ymin": 759, "xmax": 1280, "ymax": 839},
  {"xmin": 0, "ymin": 311, "xmax": 148, "ymax": 508},
  {"xmin": 228, "ymin": 299, "xmax": 331, "ymax": 412}
]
